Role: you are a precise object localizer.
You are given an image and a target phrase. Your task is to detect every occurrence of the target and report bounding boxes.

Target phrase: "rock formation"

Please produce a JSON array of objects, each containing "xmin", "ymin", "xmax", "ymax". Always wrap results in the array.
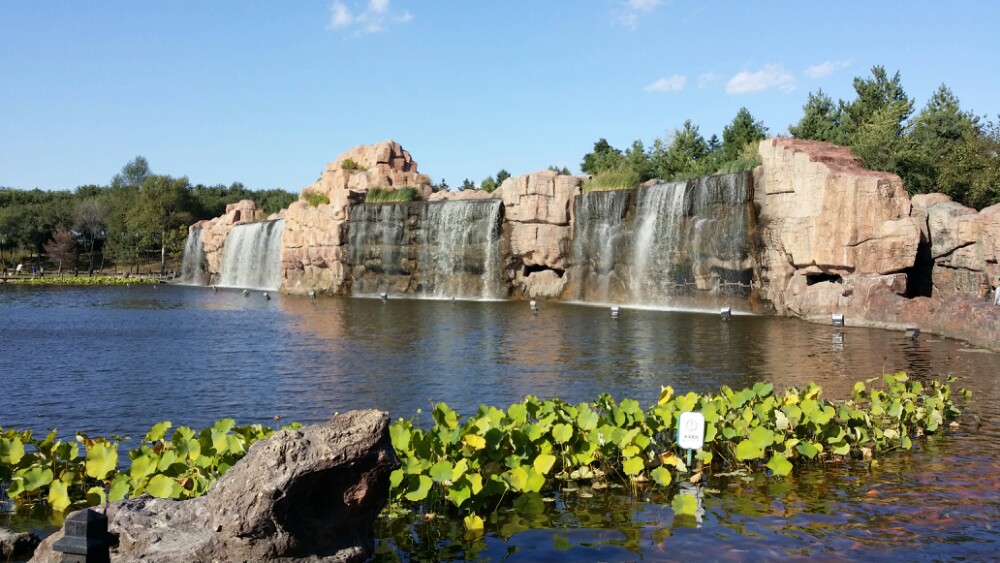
[
  {"xmin": 498, "ymin": 170, "xmax": 583, "ymax": 298},
  {"xmin": 910, "ymin": 194, "xmax": 1000, "ymax": 299},
  {"xmin": 282, "ymin": 140, "xmax": 433, "ymax": 295},
  {"xmin": 190, "ymin": 199, "xmax": 260, "ymax": 282},
  {"xmin": 30, "ymin": 410, "xmax": 398, "ymax": 563},
  {"xmin": 756, "ymin": 138, "xmax": 922, "ymax": 315},
  {"xmin": 1, "ymin": 527, "xmax": 40, "ymax": 561}
]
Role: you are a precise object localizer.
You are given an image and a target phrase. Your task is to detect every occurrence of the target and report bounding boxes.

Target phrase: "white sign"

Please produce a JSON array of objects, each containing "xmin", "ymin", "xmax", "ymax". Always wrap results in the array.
[{"xmin": 678, "ymin": 412, "xmax": 705, "ymax": 450}]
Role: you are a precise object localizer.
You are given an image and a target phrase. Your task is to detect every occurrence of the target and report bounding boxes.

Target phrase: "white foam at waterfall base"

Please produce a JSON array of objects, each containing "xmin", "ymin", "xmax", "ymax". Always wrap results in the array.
[
  {"xmin": 217, "ymin": 219, "xmax": 285, "ymax": 291},
  {"xmin": 179, "ymin": 227, "xmax": 207, "ymax": 285}
]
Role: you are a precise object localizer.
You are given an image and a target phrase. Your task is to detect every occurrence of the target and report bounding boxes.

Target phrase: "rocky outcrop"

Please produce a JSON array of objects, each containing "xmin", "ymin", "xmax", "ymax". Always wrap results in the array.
[
  {"xmin": 191, "ymin": 199, "xmax": 260, "ymax": 281},
  {"xmin": 282, "ymin": 141, "xmax": 433, "ymax": 295},
  {"xmin": 31, "ymin": 410, "xmax": 398, "ymax": 563},
  {"xmin": 498, "ymin": 170, "xmax": 583, "ymax": 298},
  {"xmin": 910, "ymin": 194, "xmax": 1000, "ymax": 299},
  {"xmin": 756, "ymin": 138, "xmax": 922, "ymax": 315},
  {"xmin": 1, "ymin": 527, "xmax": 40, "ymax": 561}
]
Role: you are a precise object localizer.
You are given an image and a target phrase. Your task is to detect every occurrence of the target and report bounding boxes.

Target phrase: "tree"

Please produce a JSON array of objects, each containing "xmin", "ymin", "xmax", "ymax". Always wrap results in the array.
[
  {"xmin": 480, "ymin": 177, "xmax": 497, "ymax": 193},
  {"xmin": 437, "ymin": 178, "xmax": 449, "ymax": 191},
  {"xmin": 547, "ymin": 165, "xmax": 572, "ymax": 175},
  {"xmin": 43, "ymin": 228, "xmax": 77, "ymax": 274},
  {"xmin": 901, "ymin": 84, "xmax": 985, "ymax": 198},
  {"xmin": 789, "ymin": 89, "xmax": 842, "ymax": 143},
  {"xmin": 135, "ymin": 174, "xmax": 194, "ymax": 274},
  {"xmin": 460, "ymin": 178, "xmax": 475, "ymax": 191},
  {"xmin": 581, "ymin": 138, "xmax": 625, "ymax": 175},
  {"xmin": 841, "ymin": 66, "xmax": 913, "ymax": 139},
  {"xmin": 722, "ymin": 107, "xmax": 768, "ymax": 162},
  {"xmin": 73, "ymin": 199, "xmax": 106, "ymax": 275},
  {"xmin": 111, "ymin": 156, "xmax": 151, "ymax": 189},
  {"xmin": 495, "ymin": 169, "xmax": 511, "ymax": 186},
  {"xmin": 624, "ymin": 139, "xmax": 653, "ymax": 182},
  {"xmin": 650, "ymin": 120, "xmax": 710, "ymax": 179}
]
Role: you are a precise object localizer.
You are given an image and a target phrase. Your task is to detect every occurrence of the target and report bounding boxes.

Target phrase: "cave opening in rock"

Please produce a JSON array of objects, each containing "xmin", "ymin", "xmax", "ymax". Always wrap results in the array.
[{"xmin": 805, "ymin": 272, "xmax": 843, "ymax": 286}]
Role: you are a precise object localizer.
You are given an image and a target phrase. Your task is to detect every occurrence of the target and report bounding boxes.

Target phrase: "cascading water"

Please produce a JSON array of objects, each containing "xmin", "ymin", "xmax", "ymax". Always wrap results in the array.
[
  {"xmin": 217, "ymin": 219, "xmax": 285, "ymax": 290},
  {"xmin": 179, "ymin": 227, "xmax": 207, "ymax": 285},
  {"xmin": 347, "ymin": 200, "xmax": 504, "ymax": 299},
  {"xmin": 570, "ymin": 190, "xmax": 631, "ymax": 303},
  {"xmin": 347, "ymin": 203, "xmax": 411, "ymax": 295},
  {"xmin": 416, "ymin": 200, "xmax": 503, "ymax": 299},
  {"xmin": 570, "ymin": 172, "xmax": 754, "ymax": 307}
]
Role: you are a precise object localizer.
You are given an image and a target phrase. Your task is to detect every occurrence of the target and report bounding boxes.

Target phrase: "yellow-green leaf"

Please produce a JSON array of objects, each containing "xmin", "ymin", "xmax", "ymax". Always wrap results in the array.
[
  {"xmin": 463, "ymin": 434, "xmax": 486, "ymax": 451},
  {"xmin": 534, "ymin": 453, "xmax": 557, "ymax": 475},
  {"xmin": 622, "ymin": 456, "xmax": 644, "ymax": 476},
  {"xmin": 767, "ymin": 454, "xmax": 793, "ymax": 477},
  {"xmin": 85, "ymin": 442, "xmax": 118, "ymax": 480},
  {"xmin": 650, "ymin": 466, "xmax": 672, "ymax": 487},
  {"xmin": 48, "ymin": 480, "xmax": 71, "ymax": 512}
]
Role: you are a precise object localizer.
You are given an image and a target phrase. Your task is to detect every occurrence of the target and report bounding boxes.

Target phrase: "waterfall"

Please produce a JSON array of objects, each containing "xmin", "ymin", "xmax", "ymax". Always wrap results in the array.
[
  {"xmin": 347, "ymin": 200, "xmax": 504, "ymax": 299},
  {"xmin": 571, "ymin": 190, "xmax": 631, "ymax": 303},
  {"xmin": 570, "ymin": 172, "xmax": 754, "ymax": 307},
  {"xmin": 180, "ymin": 227, "xmax": 207, "ymax": 285},
  {"xmin": 631, "ymin": 181, "xmax": 689, "ymax": 302},
  {"xmin": 347, "ymin": 203, "xmax": 411, "ymax": 295},
  {"xmin": 416, "ymin": 200, "xmax": 503, "ymax": 299},
  {"xmin": 217, "ymin": 219, "xmax": 285, "ymax": 290}
]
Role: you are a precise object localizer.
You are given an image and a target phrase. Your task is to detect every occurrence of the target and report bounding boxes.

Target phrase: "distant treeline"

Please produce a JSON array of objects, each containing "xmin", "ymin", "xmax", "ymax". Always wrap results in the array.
[
  {"xmin": 579, "ymin": 66, "xmax": 1000, "ymax": 209},
  {"xmin": 0, "ymin": 157, "xmax": 295, "ymax": 274}
]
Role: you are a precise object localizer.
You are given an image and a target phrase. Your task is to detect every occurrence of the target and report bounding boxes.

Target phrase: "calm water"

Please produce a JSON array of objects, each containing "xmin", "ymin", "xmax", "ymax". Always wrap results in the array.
[{"xmin": 1, "ymin": 284, "xmax": 998, "ymax": 561}]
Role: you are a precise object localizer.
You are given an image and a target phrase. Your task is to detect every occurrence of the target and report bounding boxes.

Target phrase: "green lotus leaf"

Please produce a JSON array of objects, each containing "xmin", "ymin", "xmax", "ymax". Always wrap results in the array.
[
  {"xmin": 533, "ymin": 453, "xmax": 557, "ymax": 475},
  {"xmin": 404, "ymin": 475, "xmax": 433, "ymax": 502},
  {"xmin": 464, "ymin": 513, "xmax": 484, "ymax": 532},
  {"xmin": 86, "ymin": 486, "xmax": 106, "ymax": 507},
  {"xmin": 0, "ymin": 437, "xmax": 25, "ymax": 465},
  {"xmin": 735, "ymin": 439, "xmax": 763, "ymax": 461},
  {"xmin": 447, "ymin": 483, "xmax": 471, "ymax": 507},
  {"xmin": 212, "ymin": 418, "xmax": 236, "ymax": 434},
  {"xmin": 795, "ymin": 441, "xmax": 821, "ymax": 459},
  {"xmin": 551, "ymin": 424, "xmax": 573, "ymax": 444},
  {"xmin": 767, "ymin": 454, "xmax": 793, "ymax": 477},
  {"xmin": 48, "ymin": 479, "xmax": 71, "ymax": 512},
  {"xmin": 145, "ymin": 421, "xmax": 172, "ymax": 443},
  {"xmin": 389, "ymin": 424, "xmax": 411, "ymax": 452},
  {"xmin": 429, "ymin": 460, "xmax": 453, "ymax": 483},
  {"xmin": 507, "ymin": 466, "xmax": 529, "ymax": 492},
  {"xmin": 18, "ymin": 466, "xmax": 53, "ymax": 492},
  {"xmin": 650, "ymin": 466, "xmax": 672, "ymax": 487},
  {"xmin": 109, "ymin": 474, "xmax": 131, "ymax": 502},
  {"xmin": 146, "ymin": 474, "xmax": 182, "ymax": 499},
  {"xmin": 576, "ymin": 407, "xmax": 599, "ymax": 431},
  {"xmin": 622, "ymin": 456, "xmax": 644, "ymax": 476},
  {"xmin": 85, "ymin": 442, "xmax": 118, "ymax": 480}
]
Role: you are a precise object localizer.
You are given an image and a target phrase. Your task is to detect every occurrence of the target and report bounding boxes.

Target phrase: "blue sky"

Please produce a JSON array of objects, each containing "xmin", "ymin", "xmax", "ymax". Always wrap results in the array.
[{"xmin": 2, "ymin": 1, "xmax": 999, "ymax": 193}]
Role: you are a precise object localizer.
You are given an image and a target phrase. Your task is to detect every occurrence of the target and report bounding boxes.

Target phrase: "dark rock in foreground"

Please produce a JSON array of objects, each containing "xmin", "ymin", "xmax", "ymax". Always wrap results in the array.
[
  {"xmin": 31, "ymin": 409, "xmax": 398, "ymax": 563},
  {"xmin": 1, "ymin": 527, "xmax": 41, "ymax": 561}
]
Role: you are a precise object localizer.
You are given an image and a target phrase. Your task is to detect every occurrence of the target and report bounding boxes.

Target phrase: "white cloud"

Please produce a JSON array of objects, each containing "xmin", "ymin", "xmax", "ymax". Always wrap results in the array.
[
  {"xmin": 643, "ymin": 75, "xmax": 687, "ymax": 93},
  {"xmin": 328, "ymin": 0, "xmax": 411, "ymax": 35},
  {"xmin": 726, "ymin": 64, "xmax": 796, "ymax": 94},
  {"xmin": 697, "ymin": 71, "xmax": 717, "ymax": 89},
  {"xmin": 805, "ymin": 59, "xmax": 851, "ymax": 79},
  {"xmin": 619, "ymin": 0, "xmax": 663, "ymax": 29}
]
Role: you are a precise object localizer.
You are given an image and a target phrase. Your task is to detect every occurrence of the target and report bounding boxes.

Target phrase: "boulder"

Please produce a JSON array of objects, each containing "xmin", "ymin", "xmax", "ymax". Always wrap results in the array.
[
  {"xmin": 911, "ymin": 195, "xmax": 1000, "ymax": 299},
  {"xmin": 757, "ymin": 138, "xmax": 921, "ymax": 314},
  {"xmin": 1, "ymin": 527, "xmax": 40, "ymax": 561},
  {"xmin": 499, "ymin": 171, "xmax": 582, "ymax": 298},
  {"xmin": 31, "ymin": 410, "xmax": 398, "ymax": 563}
]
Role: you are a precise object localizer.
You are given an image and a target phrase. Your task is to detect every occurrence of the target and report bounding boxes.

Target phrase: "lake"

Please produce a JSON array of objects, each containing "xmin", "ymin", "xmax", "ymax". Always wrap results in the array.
[{"xmin": 1, "ymin": 284, "xmax": 998, "ymax": 561}]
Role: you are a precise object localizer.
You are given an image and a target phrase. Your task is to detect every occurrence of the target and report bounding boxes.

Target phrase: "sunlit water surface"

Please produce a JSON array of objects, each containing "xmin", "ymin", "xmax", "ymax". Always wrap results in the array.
[{"xmin": 1, "ymin": 284, "xmax": 997, "ymax": 561}]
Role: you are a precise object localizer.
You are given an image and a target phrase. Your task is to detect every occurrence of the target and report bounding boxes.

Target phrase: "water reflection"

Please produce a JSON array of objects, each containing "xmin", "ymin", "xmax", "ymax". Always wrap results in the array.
[{"xmin": 1, "ymin": 284, "xmax": 998, "ymax": 560}]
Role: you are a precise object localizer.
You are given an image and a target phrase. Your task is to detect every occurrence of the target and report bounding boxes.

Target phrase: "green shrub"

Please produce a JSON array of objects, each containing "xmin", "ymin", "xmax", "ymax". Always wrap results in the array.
[
  {"xmin": 305, "ymin": 192, "xmax": 330, "ymax": 207},
  {"xmin": 341, "ymin": 158, "xmax": 366, "ymax": 171},
  {"xmin": 366, "ymin": 187, "xmax": 420, "ymax": 203},
  {"xmin": 582, "ymin": 166, "xmax": 641, "ymax": 193}
]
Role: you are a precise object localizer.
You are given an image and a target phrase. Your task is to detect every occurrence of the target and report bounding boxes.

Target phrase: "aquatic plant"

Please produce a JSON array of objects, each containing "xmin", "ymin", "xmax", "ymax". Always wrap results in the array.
[
  {"xmin": 385, "ymin": 374, "xmax": 966, "ymax": 527},
  {"xmin": 9, "ymin": 276, "xmax": 160, "ymax": 286},
  {"xmin": 0, "ymin": 375, "xmax": 968, "ymax": 525}
]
